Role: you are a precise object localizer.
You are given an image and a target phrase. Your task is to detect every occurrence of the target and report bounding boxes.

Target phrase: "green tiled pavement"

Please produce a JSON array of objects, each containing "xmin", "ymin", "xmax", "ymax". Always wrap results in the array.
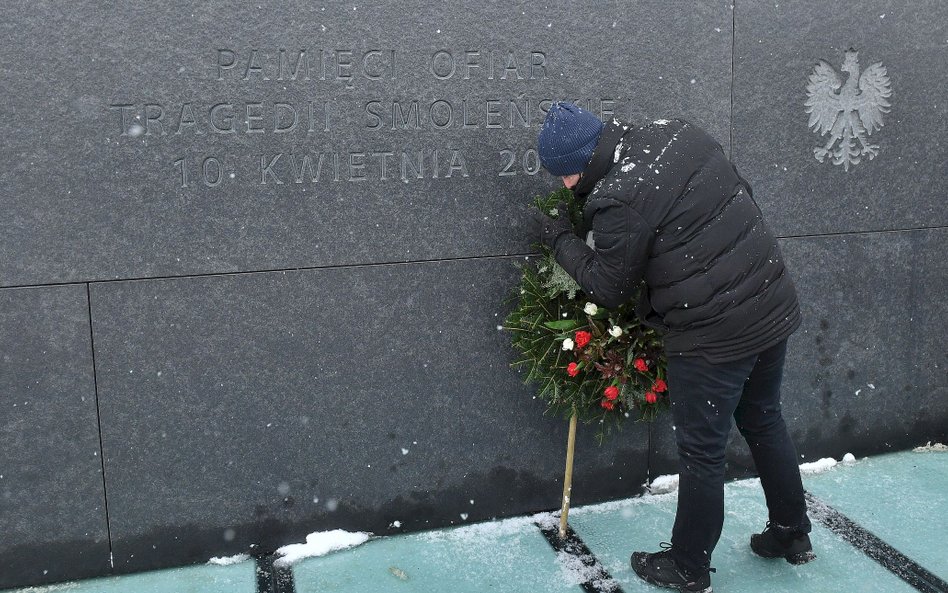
[
  {"xmin": 1, "ymin": 559, "xmax": 255, "ymax": 593},
  {"xmin": 292, "ymin": 515, "xmax": 581, "ymax": 593},
  {"xmin": 567, "ymin": 479, "xmax": 918, "ymax": 593},
  {"xmin": 4, "ymin": 449, "xmax": 945, "ymax": 593},
  {"xmin": 804, "ymin": 449, "xmax": 948, "ymax": 580}
]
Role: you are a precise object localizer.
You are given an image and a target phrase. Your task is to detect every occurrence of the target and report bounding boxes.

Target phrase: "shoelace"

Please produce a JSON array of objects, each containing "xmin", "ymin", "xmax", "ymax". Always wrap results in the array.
[
  {"xmin": 655, "ymin": 542, "xmax": 717, "ymax": 576},
  {"xmin": 655, "ymin": 541, "xmax": 674, "ymax": 559}
]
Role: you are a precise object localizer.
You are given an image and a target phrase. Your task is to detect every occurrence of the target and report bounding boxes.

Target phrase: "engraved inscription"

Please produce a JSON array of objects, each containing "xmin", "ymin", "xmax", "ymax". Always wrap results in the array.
[
  {"xmin": 217, "ymin": 47, "xmax": 398, "ymax": 83},
  {"xmin": 363, "ymin": 98, "xmax": 618, "ymax": 130},
  {"xmin": 173, "ymin": 155, "xmax": 236, "ymax": 188},
  {"xmin": 110, "ymin": 101, "xmax": 331, "ymax": 136},
  {"xmin": 498, "ymin": 149, "xmax": 541, "ymax": 177},
  {"xmin": 430, "ymin": 50, "xmax": 547, "ymax": 80},
  {"xmin": 171, "ymin": 150, "xmax": 475, "ymax": 187},
  {"xmin": 255, "ymin": 150, "xmax": 469, "ymax": 184},
  {"xmin": 112, "ymin": 46, "xmax": 625, "ymax": 188}
]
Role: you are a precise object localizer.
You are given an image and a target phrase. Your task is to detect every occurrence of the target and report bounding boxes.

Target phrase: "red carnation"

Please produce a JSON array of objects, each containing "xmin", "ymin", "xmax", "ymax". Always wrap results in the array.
[
  {"xmin": 604, "ymin": 385, "xmax": 619, "ymax": 400},
  {"xmin": 653, "ymin": 379, "xmax": 667, "ymax": 393},
  {"xmin": 567, "ymin": 362, "xmax": 580, "ymax": 377},
  {"xmin": 601, "ymin": 400, "xmax": 615, "ymax": 410},
  {"xmin": 645, "ymin": 391, "xmax": 657, "ymax": 404},
  {"xmin": 634, "ymin": 358, "xmax": 649, "ymax": 372},
  {"xmin": 575, "ymin": 331, "xmax": 592, "ymax": 349}
]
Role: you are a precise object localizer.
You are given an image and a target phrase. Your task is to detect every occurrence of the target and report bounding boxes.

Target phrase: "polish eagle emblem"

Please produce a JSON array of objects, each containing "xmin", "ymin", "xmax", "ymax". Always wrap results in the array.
[{"xmin": 804, "ymin": 49, "xmax": 892, "ymax": 171}]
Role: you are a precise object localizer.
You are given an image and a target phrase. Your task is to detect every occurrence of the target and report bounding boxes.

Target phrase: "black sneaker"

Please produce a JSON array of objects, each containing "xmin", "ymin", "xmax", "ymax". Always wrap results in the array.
[
  {"xmin": 631, "ymin": 543, "xmax": 714, "ymax": 593},
  {"xmin": 750, "ymin": 522, "xmax": 816, "ymax": 564}
]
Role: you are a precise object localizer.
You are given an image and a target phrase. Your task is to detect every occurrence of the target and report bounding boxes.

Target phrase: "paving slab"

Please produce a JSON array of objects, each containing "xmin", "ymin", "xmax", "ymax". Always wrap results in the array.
[
  {"xmin": 568, "ymin": 477, "xmax": 918, "ymax": 593},
  {"xmin": 804, "ymin": 450, "xmax": 948, "ymax": 580},
  {"xmin": 0, "ymin": 559, "xmax": 255, "ymax": 593},
  {"xmin": 292, "ymin": 515, "xmax": 581, "ymax": 593}
]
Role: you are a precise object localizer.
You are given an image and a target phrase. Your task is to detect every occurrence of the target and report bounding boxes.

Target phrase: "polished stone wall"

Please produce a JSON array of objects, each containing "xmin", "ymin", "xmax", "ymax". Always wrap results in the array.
[
  {"xmin": 731, "ymin": 0, "xmax": 947, "ymax": 236},
  {"xmin": 87, "ymin": 259, "xmax": 652, "ymax": 573},
  {"xmin": 1, "ymin": 0, "xmax": 945, "ymax": 588},
  {"xmin": 0, "ymin": 286, "xmax": 110, "ymax": 585}
]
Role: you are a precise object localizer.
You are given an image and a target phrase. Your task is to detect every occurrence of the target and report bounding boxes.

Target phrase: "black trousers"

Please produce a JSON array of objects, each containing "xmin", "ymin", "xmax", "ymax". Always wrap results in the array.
[{"xmin": 666, "ymin": 338, "xmax": 811, "ymax": 573}]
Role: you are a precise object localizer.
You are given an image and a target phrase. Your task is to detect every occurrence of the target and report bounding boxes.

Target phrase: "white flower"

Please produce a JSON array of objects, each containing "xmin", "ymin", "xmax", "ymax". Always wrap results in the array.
[
  {"xmin": 608, "ymin": 326, "xmax": 623, "ymax": 338},
  {"xmin": 584, "ymin": 302, "xmax": 598, "ymax": 315},
  {"xmin": 562, "ymin": 338, "xmax": 575, "ymax": 351}
]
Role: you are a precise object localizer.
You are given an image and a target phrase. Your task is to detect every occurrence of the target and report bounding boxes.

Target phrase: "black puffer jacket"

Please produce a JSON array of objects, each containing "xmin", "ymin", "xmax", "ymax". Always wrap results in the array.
[{"xmin": 552, "ymin": 118, "xmax": 801, "ymax": 363}]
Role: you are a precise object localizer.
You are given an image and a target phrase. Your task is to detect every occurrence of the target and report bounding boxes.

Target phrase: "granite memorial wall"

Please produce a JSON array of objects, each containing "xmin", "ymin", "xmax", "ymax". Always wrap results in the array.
[{"xmin": 1, "ymin": 0, "xmax": 945, "ymax": 588}]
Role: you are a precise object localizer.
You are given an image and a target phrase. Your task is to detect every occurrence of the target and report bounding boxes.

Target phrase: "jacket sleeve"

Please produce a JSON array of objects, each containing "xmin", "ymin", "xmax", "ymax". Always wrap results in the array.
[{"xmin": 552, "ymin": 197, "xmax": 652, "ymax": 309}]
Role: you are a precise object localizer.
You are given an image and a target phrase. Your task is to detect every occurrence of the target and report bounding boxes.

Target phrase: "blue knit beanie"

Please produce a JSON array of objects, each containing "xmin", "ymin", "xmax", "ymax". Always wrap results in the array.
[{"xmin": 537, "ymin": 102, "xmax": 604, "ymax": 176}]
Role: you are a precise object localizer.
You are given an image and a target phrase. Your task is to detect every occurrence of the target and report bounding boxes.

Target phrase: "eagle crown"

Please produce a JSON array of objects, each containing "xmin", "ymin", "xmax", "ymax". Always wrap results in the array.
[{"xmin": 841, "ymin": 49, "xmax": 860, "ymax": 76}]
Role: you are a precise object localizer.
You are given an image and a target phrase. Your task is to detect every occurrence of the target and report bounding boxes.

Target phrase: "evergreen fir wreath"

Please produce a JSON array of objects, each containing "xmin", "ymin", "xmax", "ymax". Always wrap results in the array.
[{"xmin": 503, "ymin": 187, "xmax": 669, "ymax": 537}]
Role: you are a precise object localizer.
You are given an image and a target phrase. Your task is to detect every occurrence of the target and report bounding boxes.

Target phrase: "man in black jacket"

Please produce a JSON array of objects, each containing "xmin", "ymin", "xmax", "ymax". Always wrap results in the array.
[{"xmin": 530, "ymin": 102, "xmax": 814, "ymax": 592}]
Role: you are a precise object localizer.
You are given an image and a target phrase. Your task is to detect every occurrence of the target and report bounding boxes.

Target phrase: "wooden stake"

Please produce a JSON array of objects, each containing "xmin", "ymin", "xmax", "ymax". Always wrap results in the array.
[{"xmin": 559, "ymin": 409, "xmax": 579, "ymax": 539}]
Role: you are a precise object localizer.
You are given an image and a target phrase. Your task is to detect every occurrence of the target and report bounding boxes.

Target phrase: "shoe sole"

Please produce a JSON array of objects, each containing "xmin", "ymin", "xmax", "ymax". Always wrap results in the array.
[
  {"xmin": 784, "ymin": 551, "xmax": 817, "ymax": 565},
  {"xmin": 750, "ymin": 543, "xmax": 817, "ymax": 565},
  {"xmin": 631, "ymin": 560, "xmax": 712, "ymax": 593}
]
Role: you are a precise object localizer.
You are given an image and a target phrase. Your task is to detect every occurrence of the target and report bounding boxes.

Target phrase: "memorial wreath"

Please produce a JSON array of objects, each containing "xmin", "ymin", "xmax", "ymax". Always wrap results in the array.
[
  {"xmin": 504, "ymin": 187, "xmax": 670, "ymax": 434},
  {"xmin": 503, "ymin": 187, "xmax": 669, "ymax": 537}
]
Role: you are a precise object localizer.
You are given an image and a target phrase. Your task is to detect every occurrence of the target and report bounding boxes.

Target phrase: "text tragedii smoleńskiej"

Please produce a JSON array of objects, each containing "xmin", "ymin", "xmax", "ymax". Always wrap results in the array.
[{"xmin": 109, "ymin": 48, "xmax": 628, "ymax": 188}]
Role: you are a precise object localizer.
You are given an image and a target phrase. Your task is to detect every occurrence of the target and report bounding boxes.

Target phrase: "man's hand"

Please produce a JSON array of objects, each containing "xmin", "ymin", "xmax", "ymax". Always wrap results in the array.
[{"xmin": 527, "ymin": 202, "xmax": 573, "ymax": 249}]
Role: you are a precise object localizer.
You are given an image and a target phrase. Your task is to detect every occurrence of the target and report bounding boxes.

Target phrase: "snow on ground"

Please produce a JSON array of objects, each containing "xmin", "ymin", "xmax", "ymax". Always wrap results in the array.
[
  {"xmin": 647, "ymin": 473, "xmax": 679, "ymax": 494},
  {"xmin": 555, "ymin": 549, "xmax": 620, "ymax": 591},
  {"xmin": 799, "ymin": 457, "xmax": 839, "ymax": 475},
  {"xmin": 419, "ymin": 511, "xmax": 552, "ymax": 542},
  {"xmin": 273, "ymin": 529, "xmax": 372, "ymax": 568},
  {"xmin": 206, "ymin": 553, "xmax": 249, "ymax": 566},
  {"xmin": 636, "ymin": 455, "xmax": 860, "ymax": 497},
  {"xmin": 569, "ymin": 490, "xmax": 680, "ymax": 521},
  {"xmin": 913, "ymin": 441, "xmax": 947, "ymax": 452}
]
